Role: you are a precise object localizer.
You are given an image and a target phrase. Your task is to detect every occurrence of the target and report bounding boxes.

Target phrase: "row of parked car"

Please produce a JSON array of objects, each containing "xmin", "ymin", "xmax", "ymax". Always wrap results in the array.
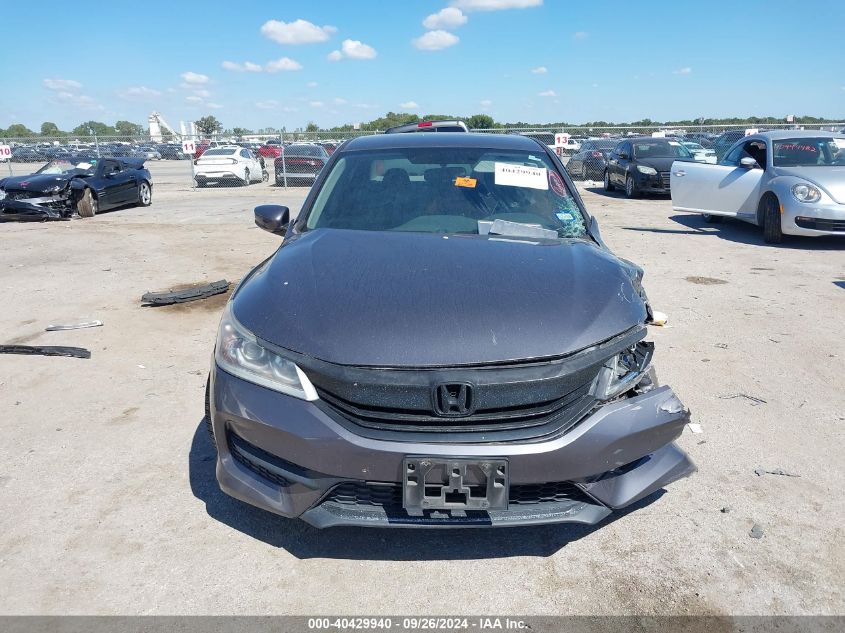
[
  {"xmin": 8, "ymin": 142, "xmax": 191, "ymax": 162},
  {"xmin": 192, "ymin": 142, "xmax": 334, "ymax": 187}
]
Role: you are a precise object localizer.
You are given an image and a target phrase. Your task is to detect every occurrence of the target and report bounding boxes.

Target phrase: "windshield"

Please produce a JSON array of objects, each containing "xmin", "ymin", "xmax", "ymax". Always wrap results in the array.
[
  {"xmin": 682, "ymin": 142, "xmax": 704, "ymax": 151},
  {"xmin": 202, "ymin": 148, "xmax": 238, "ymax": 157},
  {"xmin": 286, "ymin": 145, "xmax": 325, "ymax": 157},
  {"xmin": 773, "ymin": 137, "xmax": 845, "ymax": 167},
  {"xmin": 632, "ymin": 141, "xmax": 693, "ymax": 159},
  {"xmin": 36, "ymin": 159, "xmax": 96, "ymax": 175},
  {"xmin": 304, "ymin": 147, "xmax": 587, "ymax": 239}
]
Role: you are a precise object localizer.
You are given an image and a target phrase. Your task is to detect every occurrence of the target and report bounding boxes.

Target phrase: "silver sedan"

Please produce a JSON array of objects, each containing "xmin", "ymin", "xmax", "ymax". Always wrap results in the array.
[{"xmin": 670, "ymin": 130, "xmax": 845, "ymax": 243}]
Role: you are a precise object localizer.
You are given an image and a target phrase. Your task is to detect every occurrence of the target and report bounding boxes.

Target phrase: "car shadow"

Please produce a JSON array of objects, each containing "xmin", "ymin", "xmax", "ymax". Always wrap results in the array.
[
  {"xmin": 581, "ymin": 186, "xmax": 671, "ymax": 200},
  {"xmin": 188, "ymin": 419, "xmax": 664, "ymax": 560},
  {"xmin": 834, "ymin": 281, "xmax": 845, "ymax": 290},
  {"xmin": 664, "ymin": 214, "xmax": 845, "ymax": 250}
]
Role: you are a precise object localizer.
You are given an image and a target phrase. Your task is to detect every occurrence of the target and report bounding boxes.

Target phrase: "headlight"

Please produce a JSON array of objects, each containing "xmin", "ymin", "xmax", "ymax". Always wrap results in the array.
[
  {"xmin": 594, "ymin": 343, "xmax": 653, "ymax": 400},
  {"xmin": 215, "ymin": 302, "xmax": 318, "ymax": 401},
  {"xmin": 791, "ymin": 183, "xmax": 821, "ymax": 203},
  {"xmin": 636, "ymin": 165, "xmax": 657, "ymax": 175}
]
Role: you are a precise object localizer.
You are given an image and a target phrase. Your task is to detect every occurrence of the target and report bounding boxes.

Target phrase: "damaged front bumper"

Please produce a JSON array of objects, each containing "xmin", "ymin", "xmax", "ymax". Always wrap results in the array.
[{"xmin": 210, "ymin": 367, "xmax": 696, "ymax": 528}]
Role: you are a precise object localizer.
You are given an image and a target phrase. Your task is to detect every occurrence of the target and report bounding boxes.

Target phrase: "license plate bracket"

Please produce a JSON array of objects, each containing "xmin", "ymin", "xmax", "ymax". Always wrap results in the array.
[{"xmin": 402, "ymin": 457, "xmax": 508, "ymax": 513}]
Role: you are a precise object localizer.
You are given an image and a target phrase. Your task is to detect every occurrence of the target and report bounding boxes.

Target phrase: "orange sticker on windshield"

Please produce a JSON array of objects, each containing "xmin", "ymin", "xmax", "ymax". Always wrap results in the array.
[{"xmin": 455, "ymin": 177, "xmax": 477, "ymax": 188}]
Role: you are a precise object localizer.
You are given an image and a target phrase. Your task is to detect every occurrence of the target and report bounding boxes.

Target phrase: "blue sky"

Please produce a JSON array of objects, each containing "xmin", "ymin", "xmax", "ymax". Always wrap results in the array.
[{"xmin": 2, "ymin": 0, "xmax": 844, "ymax": 131}]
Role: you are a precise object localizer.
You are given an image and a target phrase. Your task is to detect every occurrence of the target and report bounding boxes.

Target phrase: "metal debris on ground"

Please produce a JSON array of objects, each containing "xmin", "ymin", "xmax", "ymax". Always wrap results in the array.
[
  {"xmin": 141, "ymin": 280, "xmax": 230, "ymax": 306},
  {"xmin": 687, "ymin": 423, "xmax": 703, "ymax": 434},
  {"xmin": 45, "ymin": 320, "xmax": 103, "ymax": 331},
  {"xmin": 0, "ymin": 345, "xmax": 91, "ymax": 359},
  {"xmin": 721, "ymin": 506, "xmax": 732, "ymax": 513},
  {"xmin": 719, "ymin": 393, "xmax": 767, "ymax": 406},
  {"xmin": 749, "ymin": 524, "xmax": 764, "ymax": 539},
  {"xmin": 714, "ymin": 343, "xmax": 728, "ymax": 349},
  {"xmin": 754, "ymin": 468, "xmax": 800, "ymax": 478}
]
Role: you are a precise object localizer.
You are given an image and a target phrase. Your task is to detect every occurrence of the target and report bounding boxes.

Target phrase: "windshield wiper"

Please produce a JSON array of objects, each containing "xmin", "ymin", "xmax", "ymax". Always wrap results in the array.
[{"xmin": 486, "ymin": 219, "xmax": 559, "ymax": 240}]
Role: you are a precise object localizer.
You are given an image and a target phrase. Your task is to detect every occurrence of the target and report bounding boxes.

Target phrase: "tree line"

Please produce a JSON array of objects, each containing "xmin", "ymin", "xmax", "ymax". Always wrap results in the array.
[{"xmin": 3, "ymin": 113, "xmax": 842, "ymax": 140}]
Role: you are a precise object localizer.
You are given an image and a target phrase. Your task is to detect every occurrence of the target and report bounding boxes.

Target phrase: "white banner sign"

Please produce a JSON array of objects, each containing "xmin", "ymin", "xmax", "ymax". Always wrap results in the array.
[
  {"xmin": 182, "ymin": 140, "xmax": 196, "ymax": 154},
  {"xmin": 0, "ymin": 145, "xmax": 11, "ymax": 161}
]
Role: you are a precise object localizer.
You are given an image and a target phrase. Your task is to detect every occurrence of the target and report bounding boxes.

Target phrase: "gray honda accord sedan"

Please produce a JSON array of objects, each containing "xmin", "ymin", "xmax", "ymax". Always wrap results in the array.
[{"xmin": 207, "ymin": 132, "xmax": 695, "ymax": 528}]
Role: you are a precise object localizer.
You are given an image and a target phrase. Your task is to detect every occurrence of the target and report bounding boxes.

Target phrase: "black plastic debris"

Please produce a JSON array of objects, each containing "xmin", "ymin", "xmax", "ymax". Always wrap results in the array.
[
  {"xmin": 141, "ymin": 280, "xmax": 230, "ymax": 306},
  {"xmin": 754, "ymin": 468, "xmax": 800, "ymax": 478},
  {"xmin": 0, "ymin": 345, "xmax": 90, "ymax": 359}
]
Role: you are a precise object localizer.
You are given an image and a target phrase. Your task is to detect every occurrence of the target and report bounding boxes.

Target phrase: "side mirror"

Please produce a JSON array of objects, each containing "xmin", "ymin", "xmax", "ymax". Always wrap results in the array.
[
  {"xmin": 588, "ymin": 215, "xmax": 608, "ymax": 248},
  {"xmin": 617, "ymin": 152, "xmax": 628, "ymax": 160},
  {"xmin": 254, "ymin": 204, "xmax": 290, "ymax": 236},
  {"xmin": 739, "ymin": 157, "xmax": 758, "ymax": 169}
]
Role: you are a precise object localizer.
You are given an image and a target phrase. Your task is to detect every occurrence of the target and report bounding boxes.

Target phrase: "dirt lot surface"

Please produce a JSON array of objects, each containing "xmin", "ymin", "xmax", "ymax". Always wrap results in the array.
[{"xmin": 1, "ymin": 160, "xmax": 843, "ymax": 615}]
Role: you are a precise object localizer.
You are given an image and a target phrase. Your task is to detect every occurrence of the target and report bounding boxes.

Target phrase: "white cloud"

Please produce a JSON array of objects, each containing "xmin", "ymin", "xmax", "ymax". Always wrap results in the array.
[
  {"xmin": 282, "ymin": 106, "xmax": 299, "ymax": 113},
  {"xmin": 480, "ymin": 99, "xmax": 492, "ymax": 109},
  {"xmin": 222, "ymin": 60, "xmax": 262, "ymax": 72},
  {"xmin": 413, "ymin": 30, "xmax": 460, "ymax": 50},
  {"xmin": 538, "ymin": 89, "xmax": 556, "ymax": 97},
  {"xmin": 354, "ymin": 103, "xmax": 378, "ymax": 109},
  {"xmin": 43, "ymin": 78, "xmax": 82, "ymax": 91},
  {"xmin": 423, "ymin": 7, "xmax": 467, "ymax": 29},
  {"xmin": 207, "ymin": 102, "xmax": 223, "ymax": 109},
  {"xmin": 260, "ymin": 19, "xmax": 336, "ymax": 45},
  {"xmin": 193, "ymin": 89, "xmax": 211, "ymax": 98},
  {"xmin": 256, "ymin": 100, "xmax": 279, "ymax": 110},
  {"xmin": 451, "ymin": 0, "xmax": 541, "ymax": 10},
  {"xmin": 400, "ymin": 101, "xmax": 420, "ymax": 109},
  {"xmin": 307, "ymin": 81, "xmax": 318, "ymax": 88},
  {"xmin": 333, "ymin": 97, "xmax": 348, "ymax": 105},
  {"xmin": 673, "ymin": 67, "xmax": 692, "ymax": 75},
  {"xmin": 343, "ymin": 39, "xmax": 378, "ymax": 59},
  {"xmin": 309, "ymin": 101, "xmax": 325, "ymax": 108},
  {"xmin": 531, "ymin": 66, "xmax": 547, "ymax": 74},
  {"xmin": 265, "ymin": 57, "xmax": 303, "ymax": 73},
  {"xmin": 118, "ymin": 86, "xmax": 162, "ymax": 100},
  {"xmin": 51, "ymin": 92, "xmax": 102, "ymax": 110},
  {"xmin": 573, "ymin": 31, "xmax": 589, "ymax": 40},
  {"xmin": 185, "ymin": 95, "xmax": 203, "ymax": 103},
  {"xmin": 328, "ymin": 39, "xmax": 378, "ymax": 60},
  {"xmin": 181, "ymin": 71, "xmax": 209, "ymax": 84}
]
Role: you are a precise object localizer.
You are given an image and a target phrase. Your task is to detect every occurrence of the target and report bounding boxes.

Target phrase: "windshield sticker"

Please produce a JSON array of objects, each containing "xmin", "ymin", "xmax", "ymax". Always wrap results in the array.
[
  {"xmin": 556, "ymin": 212, "xmax": 574, "ymax": 222},
  {"xmin": 494, "ymin": 162, "xmax": 548, "ymax": 190},
  {"xmin": 668, "ymin": 141, "xmax": 681, "ymax": 146},
  {"xmin": 454, "ymin": 176, "xmax": 477, "ymax": 188},
  {"xmin": 76, "ymin": 162, "xmax": 93, "ymax": 169},
  {"xmin": 548, "ymin": 170, "xmax": 568, "ymax": 198}
]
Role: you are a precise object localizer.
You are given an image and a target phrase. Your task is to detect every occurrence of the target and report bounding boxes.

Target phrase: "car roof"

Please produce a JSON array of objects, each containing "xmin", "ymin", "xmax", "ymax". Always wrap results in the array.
[
  {"xmin": 342, "ymin": 132, "xmax": 545, "ymax": 152},
  {"xmin": 749, "ymin": 129, "xmax": 845, "ymax": 140}
]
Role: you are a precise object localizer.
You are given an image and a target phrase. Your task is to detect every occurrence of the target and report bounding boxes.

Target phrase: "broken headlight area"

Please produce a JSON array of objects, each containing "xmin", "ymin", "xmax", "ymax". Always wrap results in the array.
[
  {"xmin": 593, "ymin": 341, "xmax": 655, "ymax": 401},
  {"xmin": 0, "ymin": 188, "xmax": 75, "ymax": 222}
]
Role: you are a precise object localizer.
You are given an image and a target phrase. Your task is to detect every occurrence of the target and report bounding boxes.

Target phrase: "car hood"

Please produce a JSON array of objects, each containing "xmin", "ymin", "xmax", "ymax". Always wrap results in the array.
[
  {"xmin": 773, "ymin": 166, "xmax": 845, "ymax": 204},
  {"xmin": 0, "ymin": 173, "xmax": 75, "ymax": 193},
  {"xmin": 636, "ymin": 157, "xmax": 677, "ymax": 171},
  {"xmin": 232, "ymin": 229, "xmax": 648, "ymax": 367}
]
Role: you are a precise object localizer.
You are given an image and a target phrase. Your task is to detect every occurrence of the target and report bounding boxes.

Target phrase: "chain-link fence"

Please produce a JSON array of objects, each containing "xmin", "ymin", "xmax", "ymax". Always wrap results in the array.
[{"xmin": 3, "ymin": 122, "xmax": 844, "ymax": 187}]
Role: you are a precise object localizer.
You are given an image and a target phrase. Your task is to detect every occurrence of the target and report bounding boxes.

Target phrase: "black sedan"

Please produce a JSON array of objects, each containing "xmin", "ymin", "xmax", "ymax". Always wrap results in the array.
[
  {"xmin": 566, "ymin": 139, "xmax": 620, "ymax": 180},
  {"xmin": 603, "ymin": 138, "xmax": 694, "ymax": 198},
  {"xmin": 0, "ymin": 156, "xmax": 152, "ymax": 221}
]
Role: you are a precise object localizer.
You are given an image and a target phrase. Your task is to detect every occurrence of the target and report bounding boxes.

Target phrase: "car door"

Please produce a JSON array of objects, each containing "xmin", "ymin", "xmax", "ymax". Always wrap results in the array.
[
  {"xmin": 606, "ymin": 142, "xmax": 623, "ymax": 183},
  {"xmin": 671, "ymin": 139, "xmax": 765, "ymax": 217},
  {"xmin": 612, "ymin": 142, "xmax": 633, "ymax": 186}
]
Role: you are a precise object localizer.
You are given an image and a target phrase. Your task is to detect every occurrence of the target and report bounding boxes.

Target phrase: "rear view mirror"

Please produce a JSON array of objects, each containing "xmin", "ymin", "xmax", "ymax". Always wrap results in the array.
[
  {"xmin": 254, "ymin": 204, "xmax": 290, "ymax": 236},
  {"xmin": 740, "ymin": 157, "xmax": 758, "ymax": 169}
]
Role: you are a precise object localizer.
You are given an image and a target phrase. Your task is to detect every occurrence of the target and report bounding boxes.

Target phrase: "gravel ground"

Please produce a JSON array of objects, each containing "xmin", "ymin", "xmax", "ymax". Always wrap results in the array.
[{"xmin": 0, "ymin": 161, "xmax": 843, "ymax": 615}]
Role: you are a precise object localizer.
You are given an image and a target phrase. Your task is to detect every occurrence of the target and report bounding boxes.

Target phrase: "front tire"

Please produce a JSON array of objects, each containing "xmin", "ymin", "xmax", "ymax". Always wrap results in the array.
[
  {"xmin": 137, "ymin": 181, "xmax": 152, "ymax": 207},
  {"xmin": 603, "ymin": 170, "xmax": 615, "ymax": 192},
  {"xmin": 625, "ymin": 175, "xmax": 639, "ymax": 199},
  {"xmin": 761, "ymin": 194, "xmax": 784, "ymax": 244},
  {"xmin": 77, "ymin": 188, "xmax": 97, "ymax": 217},
  {"xmin": 242, "ymin": 169, "xmax": 251, "ymax": 186}
]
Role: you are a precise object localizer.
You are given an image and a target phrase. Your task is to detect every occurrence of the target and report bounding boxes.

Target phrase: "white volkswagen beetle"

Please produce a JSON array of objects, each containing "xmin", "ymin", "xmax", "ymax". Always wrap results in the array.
[
  {"xmin": 193, "ymin": 146, "xmax": 266, "ymax": 187},
  {"xmin": 671, "ymin": 130, "xmax": 845, "ymax": 243}
]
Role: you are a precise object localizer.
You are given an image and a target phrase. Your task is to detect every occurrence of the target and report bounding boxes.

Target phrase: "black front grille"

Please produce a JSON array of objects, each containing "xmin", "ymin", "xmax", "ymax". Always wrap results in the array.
[
  {"xmin": 323, "ymin": 481, "xmax": 594, "ymax": 509},
  {"xmin": 315, "ymin": 380, "xmax": 595, "ymax": 433},
  {"xmin": 659, "ymin": 171, "xmax": 670, "ymax": 189},
  {"xmin": 795, "ymin": 217, "xmax": 845, "ymax": 232}
]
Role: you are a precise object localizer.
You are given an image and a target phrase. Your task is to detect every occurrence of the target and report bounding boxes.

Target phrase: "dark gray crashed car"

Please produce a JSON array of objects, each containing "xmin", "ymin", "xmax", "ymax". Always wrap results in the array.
[{"xmin": 208, "ymin": 132, "xmax": 695, "ymax": 528}]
